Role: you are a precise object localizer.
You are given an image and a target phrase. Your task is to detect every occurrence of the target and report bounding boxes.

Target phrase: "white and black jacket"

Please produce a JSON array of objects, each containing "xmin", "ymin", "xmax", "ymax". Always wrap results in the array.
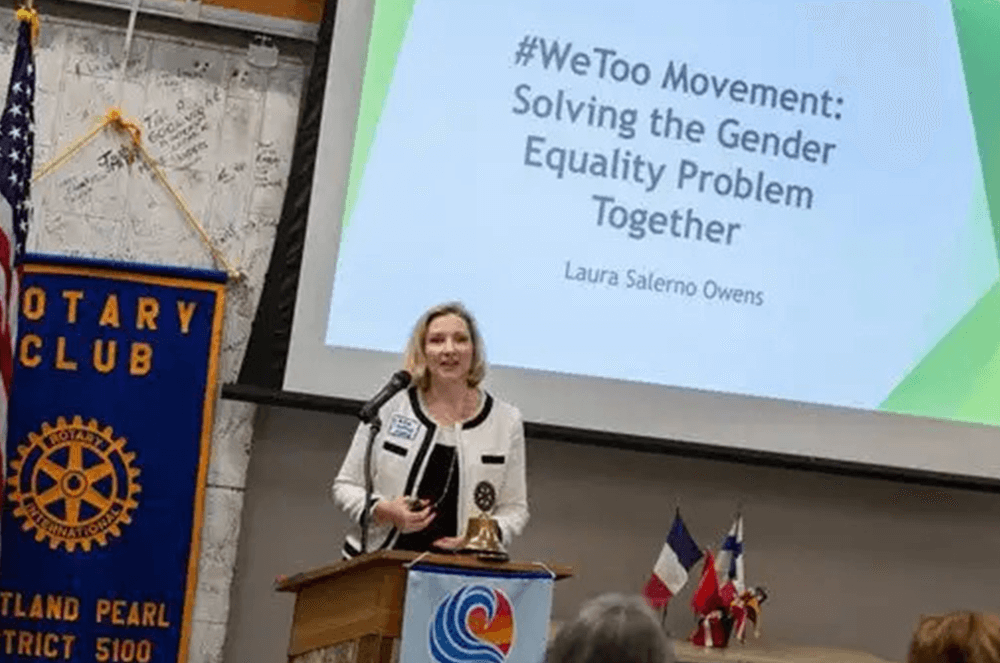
[{"xmin": 332, "ymin": 387, "xmax": 529, "ymax": 558}]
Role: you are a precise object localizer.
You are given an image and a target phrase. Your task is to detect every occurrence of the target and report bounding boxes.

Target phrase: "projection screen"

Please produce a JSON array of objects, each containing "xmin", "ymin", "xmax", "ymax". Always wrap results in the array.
[{"xmin": 283, "ymin": 0, "xmax": 1000, "ymax": 482}]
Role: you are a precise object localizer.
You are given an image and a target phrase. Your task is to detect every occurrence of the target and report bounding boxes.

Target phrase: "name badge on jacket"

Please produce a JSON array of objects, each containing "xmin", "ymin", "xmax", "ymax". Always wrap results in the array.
[{"xmin": 388, "ymin": 414, "xmax": 420, "ymax": 441}]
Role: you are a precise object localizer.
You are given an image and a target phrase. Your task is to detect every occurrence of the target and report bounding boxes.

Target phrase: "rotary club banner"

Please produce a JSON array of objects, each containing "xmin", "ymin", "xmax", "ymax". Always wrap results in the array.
[
  {"xmin": 0, "ymin": 255, "xmax": 225, "ymax": 662},
  {"xmin": 399, "ymin": 565, "xmax": 554, "ymax": 663}
]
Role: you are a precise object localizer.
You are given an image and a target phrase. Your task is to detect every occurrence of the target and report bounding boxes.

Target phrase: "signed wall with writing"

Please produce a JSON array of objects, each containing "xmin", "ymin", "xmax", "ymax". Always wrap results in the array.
[{"xmin": 0, "ymin": 7, "xmax": 306, "ymax": 663}]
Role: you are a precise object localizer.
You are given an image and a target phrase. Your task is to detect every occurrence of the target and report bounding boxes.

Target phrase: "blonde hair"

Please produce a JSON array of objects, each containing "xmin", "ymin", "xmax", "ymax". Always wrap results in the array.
[
  {"xmin": 403, "ymin": 302, "xmax": 486, "ymax": 391},
  {"xmin": 908, "ymin": 612, "xmax": 1000, "ymax": 663}
]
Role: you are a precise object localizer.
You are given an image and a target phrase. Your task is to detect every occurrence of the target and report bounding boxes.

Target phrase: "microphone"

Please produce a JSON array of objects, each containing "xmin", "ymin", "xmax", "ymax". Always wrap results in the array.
[
  {"xmin": 358, "ymin": 370, "xmax": 412, "ymax": 424},
  {"xmin": 359, "ymin": 370, "xmax": 411, "ymax": 552}
]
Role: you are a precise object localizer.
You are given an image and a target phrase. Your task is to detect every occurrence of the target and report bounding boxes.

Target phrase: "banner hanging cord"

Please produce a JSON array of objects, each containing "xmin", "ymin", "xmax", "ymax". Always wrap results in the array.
[
  {"xmin": 27, "ymin": 8, "xmax": 242, "ymax": 282},
  {"xmin": 116, "ymin": 0, "xmax": 142, "ymax": 107}
]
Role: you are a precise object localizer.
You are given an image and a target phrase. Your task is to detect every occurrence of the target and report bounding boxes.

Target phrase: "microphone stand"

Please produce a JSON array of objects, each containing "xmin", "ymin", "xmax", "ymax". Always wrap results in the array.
[{"xmin": 360, "ymin": 414, "xmax": 381, "ymax": 554}]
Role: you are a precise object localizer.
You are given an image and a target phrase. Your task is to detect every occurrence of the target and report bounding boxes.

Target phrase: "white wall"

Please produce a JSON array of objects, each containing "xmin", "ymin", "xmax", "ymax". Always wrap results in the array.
[{"xmin": 11, "ymin": 8, "xmax": 307, "ymax": 662}]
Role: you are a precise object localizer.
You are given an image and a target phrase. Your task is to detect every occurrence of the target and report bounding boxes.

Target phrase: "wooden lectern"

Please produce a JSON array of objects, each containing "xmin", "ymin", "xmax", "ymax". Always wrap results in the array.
[{"xmin": 275, "ymin": 551, "xmax": 573, "ymax": 663}]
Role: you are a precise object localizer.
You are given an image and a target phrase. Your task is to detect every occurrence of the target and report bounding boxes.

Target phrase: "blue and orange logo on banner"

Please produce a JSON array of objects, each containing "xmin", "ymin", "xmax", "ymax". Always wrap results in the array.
[
  {"xmin": 400, "ymin": 565, "xmax": 553, "ymax": 663},
  {"xmin": 429, "ymin": 585, "xmax": 515, "ymax": 663},
  {"xmin": 0, "ymin": 255, "xmax": 225, "ymax": 663}
]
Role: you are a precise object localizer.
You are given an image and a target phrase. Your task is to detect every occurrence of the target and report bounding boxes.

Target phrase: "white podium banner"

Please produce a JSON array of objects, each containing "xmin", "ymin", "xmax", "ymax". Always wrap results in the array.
[{"xmin": 400, "ymin": 564, "xmax": 554, "ymax": 663}]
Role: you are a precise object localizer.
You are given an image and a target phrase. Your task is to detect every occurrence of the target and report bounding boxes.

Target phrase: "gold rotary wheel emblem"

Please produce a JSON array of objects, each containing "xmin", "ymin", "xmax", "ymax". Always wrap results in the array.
[{"xmin": 6, "ymin": 416, "xmax": 141, "ymax": 552}]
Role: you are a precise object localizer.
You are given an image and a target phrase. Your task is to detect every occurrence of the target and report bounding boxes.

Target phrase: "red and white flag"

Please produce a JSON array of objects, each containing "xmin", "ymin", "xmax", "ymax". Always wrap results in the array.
[
  {"xmin": 690, "ymin": 550, "xmax": 729, "ymax": 648},
  {"xmin": 731, "ymin": 590, "xmax": 764, "ymax": 642},
  {"xmin": 0, "ymin": 11, "xmax": 37, "ymax": 565}
]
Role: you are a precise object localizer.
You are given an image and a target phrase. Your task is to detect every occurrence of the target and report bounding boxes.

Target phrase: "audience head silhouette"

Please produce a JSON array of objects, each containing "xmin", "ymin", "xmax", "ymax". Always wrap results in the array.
[
  {"xmin": 546, "ymin": 593, "xmax": 674, "ymax": 663},
  {"xmin": 908, "ymin": 612, "xmax": 1000, "ymax": 663}
]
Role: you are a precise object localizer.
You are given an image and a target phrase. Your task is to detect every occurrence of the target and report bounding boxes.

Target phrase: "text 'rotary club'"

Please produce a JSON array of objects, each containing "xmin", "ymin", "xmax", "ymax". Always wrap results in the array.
[{"xmin": 16, "ymin": 286, "xmax": 203, "ymax": 376}]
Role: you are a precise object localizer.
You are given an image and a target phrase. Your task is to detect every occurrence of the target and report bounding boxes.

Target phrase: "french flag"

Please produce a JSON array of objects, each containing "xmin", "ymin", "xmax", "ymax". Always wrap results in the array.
[{"xmin": 643, "ymin": 510, "xmax": 703, "ymax": 609}]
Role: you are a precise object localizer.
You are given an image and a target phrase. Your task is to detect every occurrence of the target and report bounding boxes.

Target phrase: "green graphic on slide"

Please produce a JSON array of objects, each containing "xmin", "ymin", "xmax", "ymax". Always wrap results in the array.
[
  {"xmin": 881, "ymin": 282, "xmax": 1000, "ymax": 425},
  {"xmin": 342, "ymin": 0, "xmax": 417, "ymax": 231},
  {"xmin": 880, "ymin": 0, "xmax": 1000, "ymax": 426},
  {"xmin": 951, "ymin": 0, "xmax": 1000, "ymax": 259}
]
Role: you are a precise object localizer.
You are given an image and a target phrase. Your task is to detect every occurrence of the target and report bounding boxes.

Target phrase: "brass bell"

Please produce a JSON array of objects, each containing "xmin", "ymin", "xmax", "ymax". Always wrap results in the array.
[
  {"xmin": 460, "ymin": 513, "xmax": 508, "ymax": 561},
  {"xmin": 458, "ymin": 481, "xmax": 509, "ymax": 561}
]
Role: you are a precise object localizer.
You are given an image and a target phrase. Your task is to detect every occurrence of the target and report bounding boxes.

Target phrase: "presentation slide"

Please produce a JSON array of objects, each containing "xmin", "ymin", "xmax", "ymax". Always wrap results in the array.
[{"xmin": 324, "ymin": 0, "xmax": 999, "ymax": 428}]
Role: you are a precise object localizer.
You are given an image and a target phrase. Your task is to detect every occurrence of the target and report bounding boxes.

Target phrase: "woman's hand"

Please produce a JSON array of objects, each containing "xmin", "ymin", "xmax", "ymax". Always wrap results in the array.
[
  {"xmin": 373, "ymin": 496, "xmax": 436, "ymax": 533},
  {"xmin": 433, "ymin": 536, "xmax": 466, "ymax": 551}
]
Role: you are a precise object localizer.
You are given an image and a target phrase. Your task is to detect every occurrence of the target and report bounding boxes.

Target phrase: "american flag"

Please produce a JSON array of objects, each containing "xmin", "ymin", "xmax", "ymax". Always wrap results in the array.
[{"xmin": 0, "ymin": 15, "xmax": 36, "ymax": 560}]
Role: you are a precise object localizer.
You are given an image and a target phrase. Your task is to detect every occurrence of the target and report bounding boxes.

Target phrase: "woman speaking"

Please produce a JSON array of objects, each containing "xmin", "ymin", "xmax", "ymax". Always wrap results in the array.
[{"xmin": 332, "ymin": 303, "xmax": 529, "ymax": 558}]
